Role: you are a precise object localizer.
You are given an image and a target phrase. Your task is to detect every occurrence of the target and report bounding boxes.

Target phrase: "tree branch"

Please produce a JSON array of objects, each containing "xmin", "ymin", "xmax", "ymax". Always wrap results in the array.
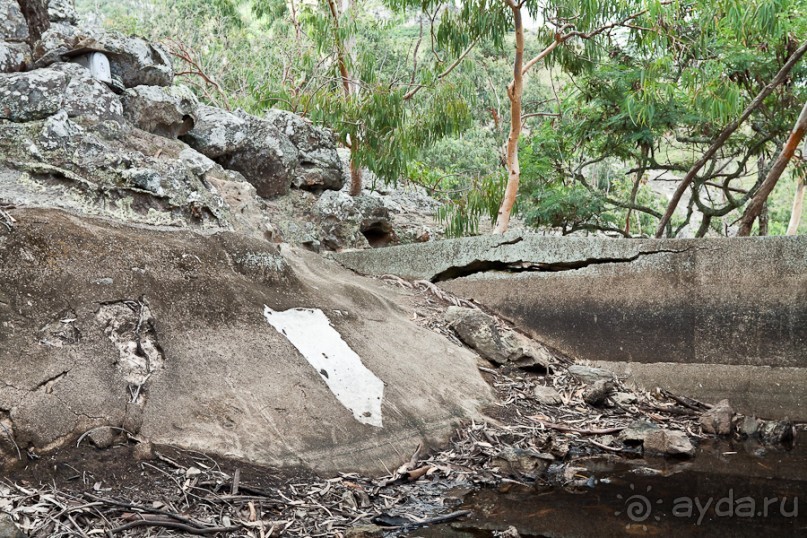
[
  {"xmin": 654, "ymin": 39, "xmax": 807, "ymax": 237},
  {"xmin": 404, "ymin": 37, "xmax": 479, "ymax": 100}
]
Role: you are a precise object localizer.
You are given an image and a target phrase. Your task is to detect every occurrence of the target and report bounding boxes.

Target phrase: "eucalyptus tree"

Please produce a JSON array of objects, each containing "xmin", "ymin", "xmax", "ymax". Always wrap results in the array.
[
  {"xmin": 389, "ymin": 0, "xmax": 807, "ymax": 236},
  {"xmin": 260, "ymin": 1, "xmax": 476, "ymax": 196},
  {"xmin": 385, "ymin": 0, "xmax": 679, "ymax": 232}
]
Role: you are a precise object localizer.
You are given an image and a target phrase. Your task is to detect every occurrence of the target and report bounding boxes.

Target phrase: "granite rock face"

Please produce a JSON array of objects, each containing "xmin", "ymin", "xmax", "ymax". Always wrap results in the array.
[
  {"xmin": 0, "ymin": 0, "xmax": 32, "ymax": 73},
  {"xmin": 122, "ymin": 84, "xmax": 198, "ymax": 138},
  {"xmin": 265, "ymin": 108, "xmax": 344, "ymax": 191}
]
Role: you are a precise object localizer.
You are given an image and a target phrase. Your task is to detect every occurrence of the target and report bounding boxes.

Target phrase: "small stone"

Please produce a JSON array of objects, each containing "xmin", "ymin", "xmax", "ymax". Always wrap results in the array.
[
  {"xmin": 568, "ymin": 365, "xmax": 615, "ymax": 383},
  {"xmin": 340, "ymin": 490, "xmax": 357, "ymax": 511},
  {"xmin": 739, "ymin": 415, "xmax": 760, "ymax": 437},
  {"xmin": 700, "ymin": 399, "xmax": 734, "ymax": 435},
  {"xmin": 583, "ymin": 379, "xmax": 614, "ymax": 406},
  {"xmin": 492, "ymin": 447, "xmax": 553, "ymax": 478},
  {"xmin": 612, "ymin": 392, "xmax": 637, "ymax": 406},
  {"xmin": 445, "ymin": 307, "xmax": 553, "ymax": 370},
  {"xmin": 619, "ymin": 420, "xmax": 660, "ymax": 444},
  {"xmin": 643, "ymin": 429, "xmax": 695, "ymax": 457},
  {"xmin": 0, "ymin": 513, "xmax": 24, "ymax": 538},
  {"xmin": 132, "ymin": 440, "xmax": 154, "ymax": 461},
  {"xmin": 561, "ymin": 465, "xmax": 588, "ymax": 483},
  {"xmin": 533, "ymin": 385, "xmax": 562, "ymax": 405},
  {"xmin": 87, "ymin": 426, "xmax": 117, "ymax": 449},
  {"xmin": 758, "ymin": 419, "xmax": 795, "ymax": 445},
  {"xmin": 345, "ymin": 525, "xmax": 383, "ymax": 538}
]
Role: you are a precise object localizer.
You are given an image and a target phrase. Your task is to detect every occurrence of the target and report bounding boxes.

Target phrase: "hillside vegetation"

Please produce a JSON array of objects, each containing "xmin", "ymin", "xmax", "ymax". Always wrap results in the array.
[{"xmin": 77, "ymin": 0, "xmax": 807, "ymax": 237}]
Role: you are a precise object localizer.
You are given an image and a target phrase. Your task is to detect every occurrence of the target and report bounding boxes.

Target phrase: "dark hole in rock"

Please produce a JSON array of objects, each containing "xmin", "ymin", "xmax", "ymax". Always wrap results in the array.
[{"xmin": 360, "ymin": 220, "xmax": 394, "ymax": 248}]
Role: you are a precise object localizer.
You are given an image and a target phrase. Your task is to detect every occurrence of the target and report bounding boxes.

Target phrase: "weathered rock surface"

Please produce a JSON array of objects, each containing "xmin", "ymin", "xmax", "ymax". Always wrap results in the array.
[
  {"xmin": 444, "ymin": 306, "xmax": 553, "ymax": 370},
  {"xmin": 0, "ymin": 61, "xmax": 123, "ymax": 122},
  {"xmin": 567, "ymin": 365, "xmax": 615, "ymax": 384},
  {"xmin": 700, "ymin": 399, "xmax": 734, "ymax": 435},
  {"xmin": 0, "ymin": 109, "xmax": 233, "ymax": 228},
  {"xmin": 0, "ymin": 41, "xmax": 31, "ymax": 73},
  {"xmin": 0, "ymin": 0, "xmax": 31, "ymax": 73},
  {"xmin": 1, "ymin": 1, "xmax": 27, "ymax": 40},
  {"xmin": 182, "ymin": 106, "xmax": 343, "ymax": 198},
  {"xmin": 265, "ymin": 108, "xmax": 344, "ymax": 191},
  {"xmin": 48, "ymin": 0, "xmax": 79, "ymax": 24},
  {"xmin": 0, "ymin": 209, "xmax": 493, "ymax": 472},
  {"xmin": 533, "ymin": 385, "xmax": 562, "ymax": 405},
  {"xmin": 34, "ymin": 23, "xmax": 173, "ymax": 87},
  {"xmin": 313, "ymin": 190, "xmax": 394, "ymax": 249},
  {"xmin": 121, "ymin": 85, "xmax": 198, "ymax": 138}
]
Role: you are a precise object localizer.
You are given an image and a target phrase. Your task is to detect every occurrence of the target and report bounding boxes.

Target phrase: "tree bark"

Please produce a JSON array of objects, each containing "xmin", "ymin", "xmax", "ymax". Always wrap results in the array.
[
  {"xmin": 493, "ymin": 1, "xmax": 524, "ymax": 234},
  {"xmin": 17, "ymin": 0, "xmax": 50, "ymax": 45},
  {"xmin": 326, "ymin": 0, "xmax": 363, "ymax": 196},
  {"xmin": 737, "ymin": 100, "xmax": 807, "ymax": 236},
  {"xmin": 654, "ymin": 40, "xmax": 807, "ymax": 238},
  {"xmin": 494, "ymin": 3, "xmax": 560, "ymax": 234},
  {"xmin": 786, "ymin": 177, "xmax": 805, "ymax": 235}
]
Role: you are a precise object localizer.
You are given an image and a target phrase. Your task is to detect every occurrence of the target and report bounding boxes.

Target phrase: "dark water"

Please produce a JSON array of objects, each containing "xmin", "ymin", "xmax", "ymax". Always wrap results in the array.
[{"xmin": 416, "ymin": 439, "xmax": 807, "ymax": 537}]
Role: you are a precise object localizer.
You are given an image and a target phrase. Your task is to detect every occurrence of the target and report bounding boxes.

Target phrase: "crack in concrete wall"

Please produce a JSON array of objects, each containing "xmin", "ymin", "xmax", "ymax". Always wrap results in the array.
[{"xmin": 432, "ymin": 248, "xmax": 692, "ymax": 282}]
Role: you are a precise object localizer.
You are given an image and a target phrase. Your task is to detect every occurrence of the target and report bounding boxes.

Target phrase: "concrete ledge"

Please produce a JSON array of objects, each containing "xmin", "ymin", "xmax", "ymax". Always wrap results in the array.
[
  {"xmin": 596, "ymin": 361, "xmax": 807, "ymax": 421},
  {"xmin": 335, "ymin": 234, "xmax": 807, "ymax": 419}
]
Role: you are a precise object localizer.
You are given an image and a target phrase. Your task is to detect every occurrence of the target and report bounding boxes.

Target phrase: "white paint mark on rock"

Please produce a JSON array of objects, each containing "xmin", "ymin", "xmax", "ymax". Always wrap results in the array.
[{"xmin": 263, "ymin": 306, "xmax": 384, "ymax": 427}]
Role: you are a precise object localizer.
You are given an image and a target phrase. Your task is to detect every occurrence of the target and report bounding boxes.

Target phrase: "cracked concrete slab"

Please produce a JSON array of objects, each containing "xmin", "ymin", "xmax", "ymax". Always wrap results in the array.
[
  {"xmin": 334, "ymin": 234, "xmax": 807, "ymax": 420},
  {"xmin": 0, "ymin": 208, "xmax": 493, "ymax": 471},
  {"xmin": 333, "ymin": 232, "xmax": 695, "ymax": 281}
]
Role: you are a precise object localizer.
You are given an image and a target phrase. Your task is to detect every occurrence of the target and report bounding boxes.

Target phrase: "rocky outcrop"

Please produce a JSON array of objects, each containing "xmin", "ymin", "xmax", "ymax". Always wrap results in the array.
[
  {"xmin": 0, "ymin": 0, "xmax": 347, "ymax": 236},
  {"xmin": 0, "ymin": 0, "xmax": 32, "ymax": 73},
  {"xmin": 121, "ymin": 84, "xmax": 197, "ymax": 137},
  {"xmin": 181, "ymin": 106, "xmax": 344, "ymax": 198},
  {"xmin": 0, "ymin": 208, "xmax": 493, "ymax": 473}
]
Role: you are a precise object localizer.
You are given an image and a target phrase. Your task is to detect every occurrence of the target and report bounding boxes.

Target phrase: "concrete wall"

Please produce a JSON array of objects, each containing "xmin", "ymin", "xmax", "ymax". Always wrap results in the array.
[{"xmin": 335, "ymin": 234, "xmax": 807, "ymax": 420}]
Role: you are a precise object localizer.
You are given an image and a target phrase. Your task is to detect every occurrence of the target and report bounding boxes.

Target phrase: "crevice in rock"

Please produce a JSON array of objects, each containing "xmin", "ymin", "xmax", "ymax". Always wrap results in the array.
[
  {"xmin": 494, "ymin": 236, "xmax": 524, "ymax": 247},
  {"xmin": 96, "ymin": 297, "xmax": 165, "ymax": 406},
  {"xmin": 33, "ymin": 370, "xmax": 69, "ymax": 394},
  {"xmin": 360, "ymin": 220, "xmax": 395, "ymax": 248},
  {"xmin": 432, "ymin": 248, "xmax": 690, "ymax": 282}
]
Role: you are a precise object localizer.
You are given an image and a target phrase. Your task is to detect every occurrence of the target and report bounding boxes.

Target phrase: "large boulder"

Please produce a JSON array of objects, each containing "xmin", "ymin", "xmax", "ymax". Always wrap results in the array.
[
  {"xmin": 34, "ymin": 24, "xmax": 174, "ymax": 87},
  {"xmin": 444, "ymin": 306, "xmax": 554, "ymax": 370},
  {"xmin": 122, "ymin": 84, "xmax": 198, "ymax": 138},
  {"xmin": 264, "ymin": 109, "xmax": 344, "ymax": 191},
  {"xmin": 0, "ymin": 0, "xmax": 29, "ymax": 42},
  {"xmin": 0, "ymin": 62, "xmax": 123, "ymax": 122},
  {"xmin": 182, "ymin": 106, "xmax": 318, "ymax": 198},
  {"xmin": 313, "ymin": 190, "xmax": 394, "ymax": 250},
  {"xmin": 0, "ymin": 0, "xmax": 32, "ymax": 73},
  {"xmin": 0, "ymin": 209, "xmax": 494, "ymax": 473}
]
